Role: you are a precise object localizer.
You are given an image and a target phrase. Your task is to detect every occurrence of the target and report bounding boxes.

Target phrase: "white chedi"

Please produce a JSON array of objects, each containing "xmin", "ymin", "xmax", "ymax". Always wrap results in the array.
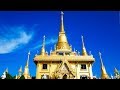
[{"xmin": 1, "ymin": 71, "xmax": 6, "ymax": 79}]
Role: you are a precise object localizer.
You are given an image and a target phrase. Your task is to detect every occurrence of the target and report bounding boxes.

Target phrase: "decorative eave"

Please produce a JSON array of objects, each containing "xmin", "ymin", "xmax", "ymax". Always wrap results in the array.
[
  {"xmin": 34, "ymin": 55, "xmax": 95, "ymax": 62},
  {"xmin": 56, "ymin": 49, "xmax": 71, "ymax": 53}
]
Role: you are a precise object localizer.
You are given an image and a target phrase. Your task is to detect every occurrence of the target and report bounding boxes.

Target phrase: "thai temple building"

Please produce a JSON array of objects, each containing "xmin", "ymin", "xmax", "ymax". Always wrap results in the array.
[
  {"xmin": 1, "ymin": 11, "xmax": 120, "ymax": 79},
  {"xmin": 34, "ymin": 11, "xmax": 95, "ymax": 79}
]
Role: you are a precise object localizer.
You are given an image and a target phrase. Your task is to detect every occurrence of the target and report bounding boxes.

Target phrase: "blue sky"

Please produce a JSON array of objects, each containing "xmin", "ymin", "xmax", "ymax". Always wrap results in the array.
[{"xmin": 0, "ymin": 11, "xmax": 119, "ymax": 77}]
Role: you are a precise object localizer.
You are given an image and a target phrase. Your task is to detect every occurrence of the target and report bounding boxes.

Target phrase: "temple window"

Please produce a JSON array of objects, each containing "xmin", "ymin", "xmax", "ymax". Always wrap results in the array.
[
  {"xmin": 43, "ymin": 64, "xmax": 47, "ymax": 69},
  {"xmin": 65, "ymin": 53, "xmax": 70, "ymax": 56},
  {"xmin": 80, "ymin": 75, "xmax": 88, "ymax": 79},
  {"xmin": 58, "ymin": 52, "xmax": 64, "ymax": 55},
  {"xmin": 81, "ymin": 64, "xmax": 86, "ymax": 69}
]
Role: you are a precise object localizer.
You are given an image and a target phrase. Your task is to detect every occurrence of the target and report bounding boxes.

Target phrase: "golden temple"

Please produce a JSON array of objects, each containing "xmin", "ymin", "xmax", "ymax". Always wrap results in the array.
[
  {"xmin": 34, "ymin": 11, "xmax": 97, "ymax": 79},
  {"xmin": 1, "ymin": 11, "xmax": 112, "ymax": 79}
]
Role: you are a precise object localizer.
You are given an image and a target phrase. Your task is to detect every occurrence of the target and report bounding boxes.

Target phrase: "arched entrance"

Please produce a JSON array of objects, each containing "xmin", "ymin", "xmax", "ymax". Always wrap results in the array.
[{"xmin": 63, "ymin": 74, "xmax": 67, "ymax": 79}]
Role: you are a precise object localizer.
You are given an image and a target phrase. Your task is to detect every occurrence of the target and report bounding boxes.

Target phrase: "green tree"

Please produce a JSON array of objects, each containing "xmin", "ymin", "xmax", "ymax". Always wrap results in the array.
[
  {"xmin": 19, "ymin": 75, "xmax": 25, "ymax": 79},
  {"xmin": 13, "ymin": 76, "xmax": 16, "ymax": 79},
  {"xmin": 5, "ymin": 72, "xmax": 13, "ymax": 79}
]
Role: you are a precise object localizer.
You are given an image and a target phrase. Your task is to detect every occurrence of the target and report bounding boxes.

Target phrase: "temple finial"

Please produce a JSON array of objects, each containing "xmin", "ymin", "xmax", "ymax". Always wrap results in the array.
[
  {"xmin": 81, "ymin": 36, "xmax": 85, "ymax": 47},
  {"xmin": 19, "ymin": 66, "xmax": 22, "ymax": 72},
  {"xmin": 60, "ymin": 11, "xmax": 64, "ymax": 32},
  {"xmin": 54, "ymin": 44, "xmax": 56, "ymax": 50},
  {"xmin": 18, "ymin": 66, "xmax": 22, "ymax": 76},
  {"xmin": 81, "ymin": 35, "xmax": 88, "ymax": 55},
  {"xmin": 89, "ymin": 51, "xmax": 92, "ymax": 55},
  {"xmin": 40, "ymin": 35, "xmax": 46, "ymax": 55},
  {"xmin": 43, "ymin": 35, "xmax": 45, "ymax": 48},
  {"xmin": 61, "ymin": 11, "xmax": 64, "ymax": 15},
  {"xmin": 99, "ymin": 52, "xmax": 103, "ymax": 66},
  {"xmin": 99, "ymin": 52, "xmax": 109, "ymax": 79},
  {"xmin": 26, "ymin": 51, "xmax": 30, "ymax": 67},
  {"xmin": 114, "ymin": 67, "xmax": 119, "ymax": 76}
]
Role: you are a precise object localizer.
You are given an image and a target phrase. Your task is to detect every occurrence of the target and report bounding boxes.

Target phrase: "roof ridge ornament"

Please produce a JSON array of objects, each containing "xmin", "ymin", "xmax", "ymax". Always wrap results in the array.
[{"xmin": 81, "ymin": 35, "xmax": 88, "ymax": 56}]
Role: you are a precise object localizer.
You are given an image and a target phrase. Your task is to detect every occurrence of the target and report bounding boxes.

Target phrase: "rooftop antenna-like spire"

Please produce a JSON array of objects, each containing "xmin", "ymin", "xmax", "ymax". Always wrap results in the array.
[
  {"xmin": 26, "ymin": 51, "xmax": 30, "ymax": 67},
  {"xmin": 99, "ymin": 52, "xmax": 109, "ymax": 79},
  {"xmin": 81, "ymin": 35, "xmax": 88, "ymax": 55},
  {"xmin": 40, "ymin": 35, "xmax": 46, "ymax": 55},
  {"xmin": 60, "ymin": 11, "xmax": 64, "ymax": 32}
]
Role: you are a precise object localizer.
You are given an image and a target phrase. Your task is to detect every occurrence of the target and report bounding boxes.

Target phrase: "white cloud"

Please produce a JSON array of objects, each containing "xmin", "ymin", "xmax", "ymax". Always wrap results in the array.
[
  {"xmin": 0, "ymin": 26, "xmax": 33, "ymax": 54},
  {"xmin": 31, "ymin": 38, "xmax": 57, "ymax": 50}
]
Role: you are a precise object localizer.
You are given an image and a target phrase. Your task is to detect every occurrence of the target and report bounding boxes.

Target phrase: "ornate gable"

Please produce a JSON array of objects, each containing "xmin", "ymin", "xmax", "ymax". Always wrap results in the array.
[{"xmin": 54, "ymin": 59, "xmax": 76, "ymax": 79}]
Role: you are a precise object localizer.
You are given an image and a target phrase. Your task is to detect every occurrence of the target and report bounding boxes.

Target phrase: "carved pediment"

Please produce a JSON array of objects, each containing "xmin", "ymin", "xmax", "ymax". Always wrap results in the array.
[{"xmin": 54, "ymin": 59, "xmax": 76, "ymax": 79}]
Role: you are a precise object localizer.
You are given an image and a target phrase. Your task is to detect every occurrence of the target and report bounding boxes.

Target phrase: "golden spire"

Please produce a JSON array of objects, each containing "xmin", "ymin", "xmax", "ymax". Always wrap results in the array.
[
  {"xmin": 70, "ymin": 45, "xmax": 72, "ymax": 51},
  {"xmin": 81, "ymin": 35, "xmax": 88, "ymax": 56},
  {"xmin": 26, "ymin": 51, "xmax": 30, "ymax": 67},
  {"xmin": 19, "ymin": 66, "xmax": 22, "ymax": 72},
  {"xmin": 60, "ymin": 11, "xmax": 64, "ymax": 32},
  {"xmin": 56, "ymin": 11, "xmax": 70, "ymax": 51},
  {"xmin": 54, "ymin": 44, "xmax": 56, "ymax": 51},
  {"xmin": 18, "ymin": 66, "xmax": 22, "ymax": 76},
  {"xmin": 114, "ymin": 68, "xmax": 118, "ymax": 72},
  {"xmin": 99, "ymin": 52, "xmax": 109, "ymax": 79},
  {"xmin": 114, "ymin": 67, "xmax": 119, "ymax": 76},
  {"xmin": 40, "ymin": 35, "xmax": 46, "ymax": 55},
  {"xmin": 23, "ymin": 51, "xmax": 31, "ymax": 79}
]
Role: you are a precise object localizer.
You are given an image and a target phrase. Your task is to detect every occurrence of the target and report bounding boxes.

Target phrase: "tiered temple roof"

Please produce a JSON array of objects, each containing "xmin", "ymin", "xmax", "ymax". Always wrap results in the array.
[{"xmin": 34, "ymin": 11, "xmax": 95, "ymax": 63}]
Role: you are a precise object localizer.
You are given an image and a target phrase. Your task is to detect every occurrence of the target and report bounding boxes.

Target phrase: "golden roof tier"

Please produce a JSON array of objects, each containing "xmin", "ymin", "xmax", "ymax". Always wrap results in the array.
[
  {"xmin": 34, "ymin": 11, "xmax": 95, "ymax": 64},
  {"xmin": 34, "ymin": 55, "xmax": 94, "ymax": 63}
]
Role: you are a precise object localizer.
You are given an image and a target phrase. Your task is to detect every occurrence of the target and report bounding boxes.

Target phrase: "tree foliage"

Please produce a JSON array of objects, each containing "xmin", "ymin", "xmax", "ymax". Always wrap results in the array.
[
  {"xmin": 13, "ymin": 76, "xmax": 16, "ymax": 79},
  {"xmin": 5, "ymin": 72, "xmax": 13, "ymax": 79},
  {"xmin": 19, "ymin": 75, "xmax": 25, "ymax": 79}
]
